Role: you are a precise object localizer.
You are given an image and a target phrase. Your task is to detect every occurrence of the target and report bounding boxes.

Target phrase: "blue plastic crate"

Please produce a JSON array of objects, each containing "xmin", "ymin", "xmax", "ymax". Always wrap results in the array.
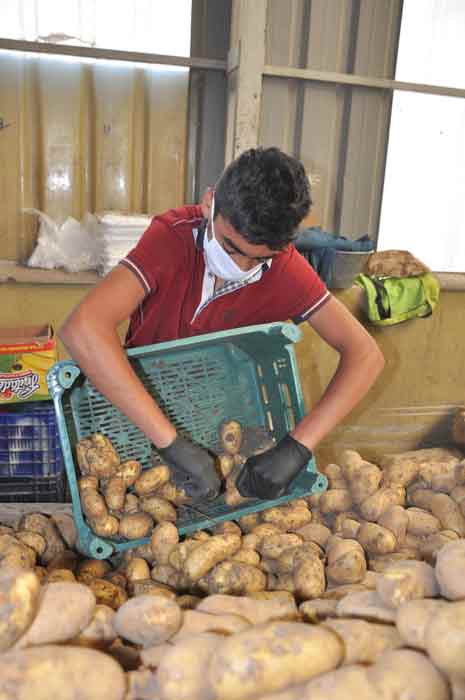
[
  {"xmin": 47, "ymin": 322, "xmax": 328, "ymax": 558},
  {"xmin": 0, "ymin": 401, "xmax": 64, "ymax": 478},
  {"xmin": 0, "ymin": 401, "xmax": 66, "ymax": 502}
]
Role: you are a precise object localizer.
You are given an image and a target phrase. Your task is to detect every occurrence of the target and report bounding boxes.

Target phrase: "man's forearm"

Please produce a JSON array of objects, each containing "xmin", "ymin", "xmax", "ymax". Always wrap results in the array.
[
  {"xmin": 59, "ymin": 319, "xmax": 176, "ymax": 448},
  {"xmin": 290, "ymin": 343, "xmax": 384, "ymax": 451}
]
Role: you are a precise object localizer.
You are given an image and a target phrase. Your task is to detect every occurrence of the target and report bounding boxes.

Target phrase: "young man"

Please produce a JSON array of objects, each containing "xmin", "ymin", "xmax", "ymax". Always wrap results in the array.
[{"xmin": 60, "ymin": 147, "xmax": 384, "ymax": 502}]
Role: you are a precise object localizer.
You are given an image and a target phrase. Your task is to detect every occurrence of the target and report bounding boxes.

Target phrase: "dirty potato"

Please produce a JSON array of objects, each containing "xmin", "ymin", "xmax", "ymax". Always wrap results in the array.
[{"xmin": 119, "ymin": 513, "xmax": 153, "ymax": 540}]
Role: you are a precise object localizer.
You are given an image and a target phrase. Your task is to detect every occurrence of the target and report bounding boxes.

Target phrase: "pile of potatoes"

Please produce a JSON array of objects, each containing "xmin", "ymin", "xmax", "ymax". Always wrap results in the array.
[
  {"xmin": 1, "ymin": 443, "xmax": 465, "ymax": 699},
  {"xmin": 75, "ymin": 420, "xmax": 274, "ymax": 540}
]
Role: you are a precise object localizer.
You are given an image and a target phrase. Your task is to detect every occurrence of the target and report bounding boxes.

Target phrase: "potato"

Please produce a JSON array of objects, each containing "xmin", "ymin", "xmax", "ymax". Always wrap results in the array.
[
  {"xmin": 435, "ymin": 539, "xmax": 465, "ymax": 600},
  {"xmin": 238, "ymin": 513, "xmax": 261, "ymax": 533},
  {"xmin": 46, "ymin": 550, "xmax": 78, "ymax": 573},
  {"xmin": 378, "ymin": 505, "xmax": 408, "ymax": 545},
  {"xmin": 0, "ymin": 540, "xmax": 36, "ymax": 571},
  {"xmin": 208, "ymin": 621, "xmax": 343, "ymax": 700},
  {"xmin": 34, "ymin": 566, "xmax": 48, "ymax": 583},
  {"xmin": 379, "ymin": 452, "xmax": 422, "ymax": 487},
  {"xmin": 150, "ymin": 522, "xmax": 179, "ymax": 565},
  {"xmin": 293, "ymin": 553, "xmax": 326, "ymax": 600},
  {"xmin": 105, "ymin": 571, "xmax": 127, "ymax": 590},
  {"xmin": 213, "ymin": 521, "xmax": 242, "ymax": 537},
  {"xmin": 326, "ymin": 539, "xmax": 367, "ymax": 585},
  {"xmin": 0, "ymin": 645, "xmax": 126, "ymax": 700},
  {"xmin": 319, "ymin": 489, "xmax": 352, "ymax": 514},
  {"xmin": 89, "ymin": 515, "xmax": 120, "ymax": 538},
  {"xmin": 76, "ymin": 438, "xmax": 93, "ymax": 474},
  {"xmin": 231, "ymin": 548, "xmax": 260, "ymax": 566},
  {"xmin": 114, "ymin": 595, "xmax": 182, "ymax": 646},
  {"xmin": 125, "ymin": 557, "xmax": 151, "ymax": 583},
  {"xmin": 156, "ymin": 633, "xmax": 220, "ymax": 700},
  {"xmin": 17, "ymin": 513, "xmax": 65, "ymax": 565},
  {"xmin": 78, "ymin": 475, "xmax": 99, "ymax": 491},
  {"xmin": 172, "ymin": 609, "xmax": 250, "ymax": 641},
  {"xmin": 341, "ymin": 518, "xmax": 361, "ymax": 539},
  {"xmin": 81, "ymin": 489, "xmax": 108, "ymax": 521},
  {"xmin": 151, "ymin": 563, "xmax": 178, "ymax": 586},
  {"xmin": 376, "ymin": 561, "xmax": 438, "ymax": 609},
  {"xmin": 257, "ymin": 534, "xmax": 303, "ymax": 560},
  {"xmin": 304, "ymin": 665, "xmax": 377, "ymax": 700},
  {"xmin": 219, "ymin": 419, "xmax": 243, "ymax": 455},
  {"xmin": 359, "ymin": 486, "xmax": 405, "ymax": 522},
  {"xmin": 261, "ymin": 503, "xmax": 312, "ymax": 531},
  {"xmin": 123, "ymin": 493, "xmax": 140, "ymax": 514},
  {"xmin": 51, "ymin": 512, "xmax": 78, "ymax": 549},
  {"xmin": 395, "ymin": 598, "xmax": 447, "ymax": 649},
  {"xmin": 206, "ymin": 561, "xmax": 267, "ymax": 595},
  {"xmin": 295, "ymin": 523, "xmax": 331, "ymax": 547},
  {"xmin": 169, "ymin": 540, "xmax": 202, "ymax": 572},
  {"xmin": 323, "ymin": 463, "xmax": 347, "ymax": 489},
  {"xmin": 134, "ymin": 465, "xmax": 171, "ymax": 496},
  {"xmin": 197, "ymin": 593, "xmax": 298, "ymax": 625},
  {"xmin": 324, "ymin": 618, "xmax": 403, "ymax": 665},
  {"xmin": 184, "ymin": 534, "xmax": 241, "ymax": 581},
  {"xmin": 84, "ymin": 434, "xmax": 121, "ymax": 479},
  {"xmin": 430, "ymin": 493, "xmax": 465, "ymax": 536},
  {"xmin": 424, "ymin": 601, "xmax": 465, "ymax": 681},
  {"xmin": 0, "ymin": 568, "xmax": 41, "ymax": 652},
  {"xmin": 47, "ymin": 569, "xmax": 77, "ymax": 584},
  {"xmin": 406, "ymin": 507, "xmax": 440, "ymax": 536},
  {"xmin": 15, "ymin": 530, "xmax": 46, "ymax": 557},
  {"xmin": 156, "ymin": 481, "xmax": 190, "ymax": 505},
  {"xmin": 420, "ymin": 530, "xmax": 460, "ymax": 564},
  {"xmin": 407, "ymin": 486, "xmax": 435, "ymax": 509},
  {"xmin": 251, "ymin": 523, "xmax": 283, "ymax": 542},
  {"xmin": 132, "ymin": 541, "xmax": 156, "ymax": 563},
  {"xmin": 103, "ymin": 477, "xmax": 127, "ymax": 512},
  {"xmin": 366, "ymin": 649, "xmax": 450, "ymax": 700},
  {"xmin": 128, "ymin": 579, "xmax": 176, "ymax": 600},
  {"xmin": 336, "ymin": 590, "xmax": 397, "ymax": 623},
  {"xmin": 357, "ymin": 522, "xmax": 397, "ymax": 555},
  {"xmin": 16, "ymin": 582, "xmax": 96, "ymax": 648},
  {"xmin": 77, "ymin": 559, "xmax": 111, "ymax": 580},
  {"xmin": 140, "ymin": 495, "xmax": 177, "ymax": 523},
  {"xmin": 74, "ymin": 605, "xmax": 117, "ymax": 648},
  {"xmin": 86, "ymin": 578, "xmax": 127, "ymax": 610},
  {"xmin": 115, "ymin": 460, "xmax": 142, "ymax": 488},
  {"xmin": 119, "ymin": 512, "xmax": 153, "ymax": 540},
  {"xmin": 349, "ymin": 463, "xmax": 382, "ymax": 504}
]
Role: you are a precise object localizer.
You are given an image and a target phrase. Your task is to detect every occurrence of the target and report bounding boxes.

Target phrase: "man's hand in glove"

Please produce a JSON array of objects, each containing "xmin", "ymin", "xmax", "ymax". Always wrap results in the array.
[
  {"xmin": 157, "ymin": 434, "xmax": 221, "ymax": 502},
  {"xmin": 235, "ymin": 434, "xmax": 312, "ymax": 500}
]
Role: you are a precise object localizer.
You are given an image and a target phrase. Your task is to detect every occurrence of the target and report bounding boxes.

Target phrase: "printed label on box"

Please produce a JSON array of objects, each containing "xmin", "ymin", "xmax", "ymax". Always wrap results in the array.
[{"xmin": 0, "ymin": 325, "xmax": 57, "ymax": 404}]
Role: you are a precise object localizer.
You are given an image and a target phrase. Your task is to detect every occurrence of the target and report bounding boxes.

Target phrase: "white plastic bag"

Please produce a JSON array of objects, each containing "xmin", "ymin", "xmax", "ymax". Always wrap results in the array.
[{"xmin": 25, "ymin": 208, "xmax": 102, "ymax": 273}]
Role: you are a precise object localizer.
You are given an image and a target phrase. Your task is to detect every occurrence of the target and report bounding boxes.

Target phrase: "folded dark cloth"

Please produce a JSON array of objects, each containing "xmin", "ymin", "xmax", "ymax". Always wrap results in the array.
[{"xmin": 294, "ymin": 227, "xmax": 374, "ymax": 286}]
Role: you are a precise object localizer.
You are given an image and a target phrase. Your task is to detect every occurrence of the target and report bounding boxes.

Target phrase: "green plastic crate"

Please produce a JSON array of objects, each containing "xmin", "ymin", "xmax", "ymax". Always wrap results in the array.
[{"xmin": 47, "ymin": 322, "xmax": 327, "ymax": 559}]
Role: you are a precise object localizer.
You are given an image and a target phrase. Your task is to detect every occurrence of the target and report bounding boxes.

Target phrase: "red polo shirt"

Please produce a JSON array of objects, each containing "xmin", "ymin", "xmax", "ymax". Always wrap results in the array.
[{"xmin": 121, "ymin": 205, "xmax": 330, "ymax": 347}]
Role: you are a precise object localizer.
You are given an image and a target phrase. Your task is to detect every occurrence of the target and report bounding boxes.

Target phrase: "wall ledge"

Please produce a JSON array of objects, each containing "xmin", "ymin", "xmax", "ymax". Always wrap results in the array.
[
  {"xmin": 0, "ymin": 261, "xmax": 100, "ymax": 286},
  {"xmin": 1, "ymin": 262, "xmax": 464, "ymax": 291}
]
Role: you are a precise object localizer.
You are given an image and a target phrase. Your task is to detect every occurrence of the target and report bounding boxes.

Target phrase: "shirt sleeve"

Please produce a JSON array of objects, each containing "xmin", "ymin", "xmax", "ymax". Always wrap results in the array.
[
  {"xmin": 283, "ymin": 247, "xmax": 331, "ymax": 324},
  {"xmin": 120, "ymin": 212, "xmax": 190, "ymax": 296}
]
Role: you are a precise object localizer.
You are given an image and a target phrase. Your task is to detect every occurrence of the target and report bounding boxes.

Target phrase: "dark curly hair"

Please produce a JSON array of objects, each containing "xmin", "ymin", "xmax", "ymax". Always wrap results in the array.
[{"xmin": 214, "ymin": 147, "xmax": 312, "ymax": 249}]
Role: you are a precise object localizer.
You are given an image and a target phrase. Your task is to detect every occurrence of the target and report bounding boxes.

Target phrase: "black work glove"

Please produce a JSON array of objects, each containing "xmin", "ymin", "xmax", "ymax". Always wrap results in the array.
[
  {"xmin": 157, "ymin": 434, "xmax": 221, "ymax": 502},
  {"xmin": 235, "ymin": 434, "xmax": 312, "ymax": 500}
]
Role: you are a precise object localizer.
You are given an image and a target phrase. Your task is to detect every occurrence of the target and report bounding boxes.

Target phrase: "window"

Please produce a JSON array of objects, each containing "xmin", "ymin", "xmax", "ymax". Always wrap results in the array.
[
  {"xmin": 378, "ymin": 0, "xmax": 465, "ymax": 272},
  {"xmin": 2, "ymin": 0, "xmax": 192, "ymax": 61}
]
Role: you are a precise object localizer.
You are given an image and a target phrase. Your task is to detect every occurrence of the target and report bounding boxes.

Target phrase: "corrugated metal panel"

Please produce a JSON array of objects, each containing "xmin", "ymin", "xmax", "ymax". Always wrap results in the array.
[
  {"xmin": 0, "ymin": 53, "xmax": 189, "ymax": 263},
  {"xmin": 338, "ymin": 0, "xmax": 402, "ymax": 238},
  {"xmin": 259, "ymin": 0, "xmax": 403, "ymax": 238}
]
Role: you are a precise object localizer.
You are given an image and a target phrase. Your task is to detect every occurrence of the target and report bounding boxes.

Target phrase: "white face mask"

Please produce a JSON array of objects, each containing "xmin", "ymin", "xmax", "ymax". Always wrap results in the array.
[{"xmin": 203, "ymin": 196, "xmax": 264, "ymax": 282}]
